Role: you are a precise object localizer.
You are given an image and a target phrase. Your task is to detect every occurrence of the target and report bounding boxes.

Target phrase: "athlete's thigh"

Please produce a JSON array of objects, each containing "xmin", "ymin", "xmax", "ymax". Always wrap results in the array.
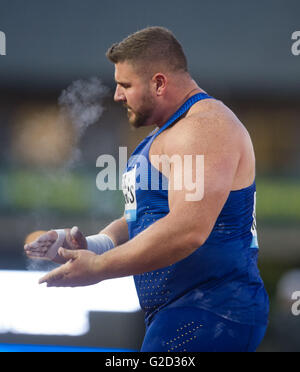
[{"xmin": 141, "ymin": 307, "xmax": 265, "ymax": 352}]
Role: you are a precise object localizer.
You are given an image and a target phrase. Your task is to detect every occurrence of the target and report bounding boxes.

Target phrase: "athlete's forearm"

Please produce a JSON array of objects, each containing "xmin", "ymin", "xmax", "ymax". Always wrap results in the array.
[
  {"xmin": 94, "ymin": 212, "xmax": 203, "ymax": 281},
  {"xmin": 98, "ymin": 216, "xmax": 129, "ymax": 247}
]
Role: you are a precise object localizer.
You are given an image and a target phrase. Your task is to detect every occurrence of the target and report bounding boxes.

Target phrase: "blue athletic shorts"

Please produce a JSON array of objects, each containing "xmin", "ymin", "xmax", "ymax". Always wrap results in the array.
[{"xmin": 141, "ymin": 307, "xmax": 267, "ymax": 352}]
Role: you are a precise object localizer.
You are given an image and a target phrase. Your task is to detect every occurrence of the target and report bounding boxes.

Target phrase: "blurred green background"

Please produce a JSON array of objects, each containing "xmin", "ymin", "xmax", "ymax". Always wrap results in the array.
[{"xmin": 0, "ymin": 0, "xmax": 299, "ymax": 352}]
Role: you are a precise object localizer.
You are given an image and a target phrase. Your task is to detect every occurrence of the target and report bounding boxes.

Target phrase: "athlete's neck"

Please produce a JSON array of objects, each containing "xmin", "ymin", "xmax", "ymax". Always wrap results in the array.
[{"xmin": 155, "ymin": 79, "xmax": 204, "ymax": 128}]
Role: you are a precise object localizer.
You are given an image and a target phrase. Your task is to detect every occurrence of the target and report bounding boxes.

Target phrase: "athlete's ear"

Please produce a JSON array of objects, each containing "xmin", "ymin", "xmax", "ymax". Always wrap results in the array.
[{"xmin": 152, "ymin": 73, "xmax": 167, "ymax": 96}]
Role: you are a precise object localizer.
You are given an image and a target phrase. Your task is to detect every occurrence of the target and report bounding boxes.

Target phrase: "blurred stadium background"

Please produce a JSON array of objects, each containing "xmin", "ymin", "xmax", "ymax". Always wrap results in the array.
[{"xmin": 0, "ymin": 0, "xmax": 299, "ymax": 352}]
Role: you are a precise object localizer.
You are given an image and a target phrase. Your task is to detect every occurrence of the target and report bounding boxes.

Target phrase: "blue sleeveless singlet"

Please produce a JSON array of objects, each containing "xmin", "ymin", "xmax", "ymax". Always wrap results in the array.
[{"xmin": 122, "ymin": 93, "xmax": 269, "ymax": 327}]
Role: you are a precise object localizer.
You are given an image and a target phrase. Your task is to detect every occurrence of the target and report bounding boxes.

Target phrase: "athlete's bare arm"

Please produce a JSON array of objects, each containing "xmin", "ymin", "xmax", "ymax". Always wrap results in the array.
[
  {"xmin": 24, "ymin": 216, "xmax": 129, "ymax": 263},
  {"xmin": 99, "ymin": 216, "xmax": 129, "ymax": 246},
  {"xmin": 39, "ymin": 102, "xmax": 255, "ymax": 287}
]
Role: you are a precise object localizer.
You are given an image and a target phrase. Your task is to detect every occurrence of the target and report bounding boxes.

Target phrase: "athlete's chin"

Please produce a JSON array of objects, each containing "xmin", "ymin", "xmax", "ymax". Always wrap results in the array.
[
  {"xmin": 128, "ymin": 113, "xmax": 147, "ymax": 129},
  {"xmin": 129, "ymin": 120, "xmax": 145, "ymax": 129}
]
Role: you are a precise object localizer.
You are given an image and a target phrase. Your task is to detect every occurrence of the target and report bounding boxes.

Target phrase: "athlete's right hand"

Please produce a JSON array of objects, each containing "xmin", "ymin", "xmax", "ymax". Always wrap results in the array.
[{"xmin": 24, "ymin": 226, "xmax": 88, "ymax": 264}]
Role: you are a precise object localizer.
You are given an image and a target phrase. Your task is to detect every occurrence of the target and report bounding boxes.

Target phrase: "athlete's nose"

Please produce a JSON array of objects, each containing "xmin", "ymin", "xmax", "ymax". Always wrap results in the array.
[{"xmin": 114, "ymin": 85, "xmax": 126, "ymax": 103}]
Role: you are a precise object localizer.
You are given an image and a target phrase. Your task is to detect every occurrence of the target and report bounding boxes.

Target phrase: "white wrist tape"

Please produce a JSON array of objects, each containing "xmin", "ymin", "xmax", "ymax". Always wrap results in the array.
[
  {"xmin": 49, "ymin": 229, "xmax": 66, "ymax": 260},
  {"xmin": 86, "ymin": 234, "xmax": 115, "ymax": 255}
]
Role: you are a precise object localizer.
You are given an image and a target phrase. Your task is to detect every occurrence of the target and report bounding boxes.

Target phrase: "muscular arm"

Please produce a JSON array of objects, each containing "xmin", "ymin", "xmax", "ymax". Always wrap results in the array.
[
  {"xmin": 39, "ymin": 110, "xmax": 246, "ymax": 287},
  {"xmin": 99, "ymin": 216, "xmax": 129, "ymax": 246},
  {"xmin": 24, "ymin": 216, "xmax": 129, "ymax": 263},
  {"xmin": 96, "ymin": 114, "xmax": 242, "ymax": 280}
]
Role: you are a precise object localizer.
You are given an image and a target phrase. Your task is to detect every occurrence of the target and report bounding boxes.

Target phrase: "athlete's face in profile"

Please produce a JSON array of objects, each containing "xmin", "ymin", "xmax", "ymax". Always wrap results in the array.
[{"xmin": 114, "ymin": 61, "xmax": 156, "ymax": 128}]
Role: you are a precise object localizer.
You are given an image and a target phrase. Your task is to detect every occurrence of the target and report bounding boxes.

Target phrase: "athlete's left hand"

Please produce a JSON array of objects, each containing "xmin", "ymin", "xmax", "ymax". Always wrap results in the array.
[{"xmin": 39, "ymin": 248, "xmax": 100, "ymax": 287}]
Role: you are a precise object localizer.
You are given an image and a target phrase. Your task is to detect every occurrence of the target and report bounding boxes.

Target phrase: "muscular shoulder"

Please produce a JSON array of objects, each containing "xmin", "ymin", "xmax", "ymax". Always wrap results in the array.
[{"xmin": 164, "ymin": 99, "xmax": 247, "ymax": 156}]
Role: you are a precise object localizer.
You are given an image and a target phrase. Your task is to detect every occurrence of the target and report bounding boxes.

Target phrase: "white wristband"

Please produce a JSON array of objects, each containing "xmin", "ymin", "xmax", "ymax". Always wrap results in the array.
[
  {"xmin": 86, "ymin": 234, "xmax": 115, "ymax": 255},
  {"xmin": 49, "ymin": 229, "xmax": 66, "ymax": 260}
]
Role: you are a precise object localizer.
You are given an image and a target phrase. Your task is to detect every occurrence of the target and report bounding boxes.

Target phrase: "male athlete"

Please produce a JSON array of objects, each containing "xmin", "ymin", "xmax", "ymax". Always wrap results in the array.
[{"xmin": 25, "ymin": 27, "xmax": 269, "ymax": 352}]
